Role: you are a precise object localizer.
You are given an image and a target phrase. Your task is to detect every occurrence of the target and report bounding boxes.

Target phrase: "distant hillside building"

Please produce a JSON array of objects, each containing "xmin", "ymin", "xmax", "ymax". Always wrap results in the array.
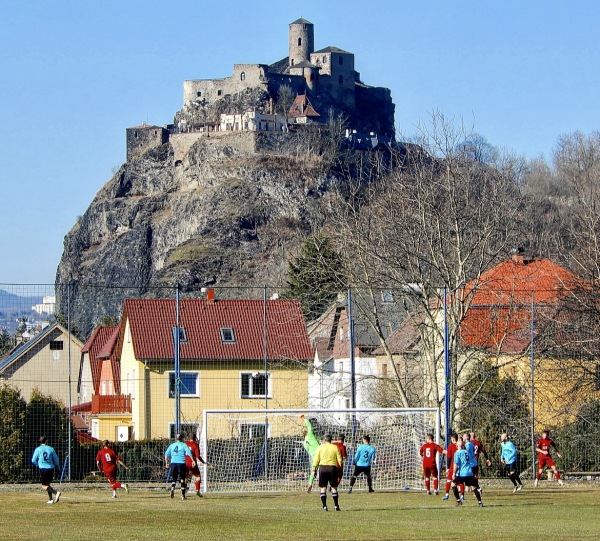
[{"xmin": 126, "ymin": 123, "xmax": 169, "ymax": 161}]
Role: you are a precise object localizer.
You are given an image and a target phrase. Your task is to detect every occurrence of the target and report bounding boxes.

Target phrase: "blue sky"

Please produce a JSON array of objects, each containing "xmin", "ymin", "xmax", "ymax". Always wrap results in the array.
[{"xmin": 1, "ymin": 0, "xmax": 599, "ymax": 284}]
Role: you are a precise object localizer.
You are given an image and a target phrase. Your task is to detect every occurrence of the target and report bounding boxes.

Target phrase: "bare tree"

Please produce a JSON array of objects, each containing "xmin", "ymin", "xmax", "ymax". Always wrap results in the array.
[
  {"xmin": 329, "ymin": 113, "xmax": 525, "ymax": 423},
  {"xmin": 552, "ymin": 131, "xmax": 600, "ymax": 280},
  {"xmin": 276, "ymin": 85, "xmax": 294, "ymax": 131}
]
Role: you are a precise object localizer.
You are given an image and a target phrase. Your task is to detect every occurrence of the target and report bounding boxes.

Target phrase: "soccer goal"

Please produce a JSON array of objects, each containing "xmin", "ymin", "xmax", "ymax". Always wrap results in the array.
[{"xmin": 201, "ymin": 408, "xmax": 440, "ymax": 493}]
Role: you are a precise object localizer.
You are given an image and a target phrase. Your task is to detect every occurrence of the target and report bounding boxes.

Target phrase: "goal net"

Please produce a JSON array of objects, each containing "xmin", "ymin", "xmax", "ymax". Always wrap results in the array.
[{"xmin": 201, "ymin": 408, "xmax": 440, "ymax": 493}]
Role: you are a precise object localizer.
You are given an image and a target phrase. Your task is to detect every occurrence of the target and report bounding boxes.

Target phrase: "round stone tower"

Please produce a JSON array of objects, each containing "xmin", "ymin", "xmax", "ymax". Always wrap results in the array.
[{"xmin": 289, "ymin": 18, "xmax": 314, "ymax": 67}]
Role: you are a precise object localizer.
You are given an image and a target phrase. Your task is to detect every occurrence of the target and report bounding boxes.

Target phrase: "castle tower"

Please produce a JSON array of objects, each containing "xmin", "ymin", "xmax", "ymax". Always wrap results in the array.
[{"xmin": 289, "ymin": 18, "xmax": 314, "ymax": 68}]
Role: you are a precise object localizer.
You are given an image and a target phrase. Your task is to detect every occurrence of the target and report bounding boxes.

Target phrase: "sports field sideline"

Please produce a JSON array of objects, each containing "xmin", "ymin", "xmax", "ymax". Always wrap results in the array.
[{"xmin": 0, "ymin": 484, "xmax": 598, "ymax": 541}]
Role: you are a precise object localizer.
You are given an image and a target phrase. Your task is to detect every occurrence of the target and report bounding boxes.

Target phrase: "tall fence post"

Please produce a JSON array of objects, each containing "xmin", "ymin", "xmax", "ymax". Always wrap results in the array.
[
  {"xmin": 530, "ymin": 291, "xmax": 536, "ymax": 479},
  {"xmin": 173, "ymin": 285, "xmax": 181, "ymax": 435},
  {"xmin": 443, "ymin": 287, "xmax": 451, "ymax": 444},
  {"xmin": 67, "ymin": 282, "xmax": 72, "ymax": 481},
  {"xmin": 347, "ymin": 287, "xmax": 357, "ymax": 440}
]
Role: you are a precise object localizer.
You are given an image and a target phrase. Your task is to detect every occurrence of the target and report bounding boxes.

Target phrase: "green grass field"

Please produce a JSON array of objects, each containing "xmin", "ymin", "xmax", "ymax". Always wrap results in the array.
[{"xmin": 0, "ymin": 483, "xmax": 598, "ymax": 541}]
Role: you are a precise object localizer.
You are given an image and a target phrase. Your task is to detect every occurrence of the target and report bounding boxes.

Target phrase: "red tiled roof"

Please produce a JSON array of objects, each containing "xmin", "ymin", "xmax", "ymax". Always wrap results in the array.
[
  {"xmin": 460, "ymin": 257, "xmax": 583, "ymax": 352},
  {"xmin": 123, "ymin": 298, "xmax": 313, "ymax": 362},
  {"xmin": 98, "ymin": 326, "xmax": 122, "ymax": 394},
  {"xmin": 81, "ymin": 326, "xmax": 118, "ymax": 394},
  {"xmin": 289, "ymin": 94, "xmax": 320, "ymax": 118}
]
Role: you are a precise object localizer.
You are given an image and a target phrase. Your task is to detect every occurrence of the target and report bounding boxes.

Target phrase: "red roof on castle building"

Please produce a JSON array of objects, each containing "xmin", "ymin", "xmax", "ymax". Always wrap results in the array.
[
  {"xmin": 122, "ymin": 298, "xmax": 313, "ymax": 362},
  {"xmin": 289, "ymin": 94, "xmax": 320, "ymax": 118}
]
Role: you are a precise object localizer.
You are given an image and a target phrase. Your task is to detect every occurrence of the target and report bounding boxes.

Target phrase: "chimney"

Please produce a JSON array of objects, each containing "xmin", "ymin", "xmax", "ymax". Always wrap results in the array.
[
  {"xmin": 512, "ymin": 246, "xmax": 525, "ymax": 264},
  {"xmin": 206, "ymin": 288, "xmax": 215, "ymax": 304}
]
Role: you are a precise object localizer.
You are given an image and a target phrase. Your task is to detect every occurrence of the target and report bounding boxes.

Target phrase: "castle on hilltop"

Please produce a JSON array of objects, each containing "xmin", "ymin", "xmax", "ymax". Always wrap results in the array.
[
  {"xmin": 184, "ymin": 18, "xmax": 359, "ymax": 110},
  {"xmin": 126, "ymin": 18, "xmax": 395, "ymax": 161}
]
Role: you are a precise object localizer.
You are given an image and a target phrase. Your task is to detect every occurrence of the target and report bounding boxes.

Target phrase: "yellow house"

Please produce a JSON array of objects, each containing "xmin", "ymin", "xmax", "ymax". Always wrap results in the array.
[
  {"xmin": 118, "ymin": 297, "xmax": 313, "ymax": 440},
  {"xmin": 0, "ymin": 322, "xmax": 83, "ymax": 405},
  {"xmin": 458, "ymin": 255, "xmax": 600, "ymax": 430}
]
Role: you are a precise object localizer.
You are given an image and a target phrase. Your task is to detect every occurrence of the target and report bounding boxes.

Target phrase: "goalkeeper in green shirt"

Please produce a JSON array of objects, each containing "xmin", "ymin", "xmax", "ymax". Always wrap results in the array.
[{"xmin": 300, "ymin": 414, "xmax": 319, "ymax": 492}]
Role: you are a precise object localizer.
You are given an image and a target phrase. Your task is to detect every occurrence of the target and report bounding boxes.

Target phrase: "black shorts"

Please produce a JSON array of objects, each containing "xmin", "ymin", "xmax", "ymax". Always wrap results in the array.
[
  {"xmin": 353, "ymin": 465, "xmax": 372, "ymax": 477},
  {"xmin": 318, "ymin": 466, "xmax": 339, "ymax": 488},
  {"xmin": 504, "ymin": 462, "xmax": 518, "ymax": 475},
  {"xmin": 40, "ymin": 468, "xmax": 55, "ymax": 486},
  {"xmin": 170, "ymin": 463, "xmax": 188, "ymax": 482},
  {"xmin": 453, "ymin": 475, "xmax": 479, "ymax": 488}
]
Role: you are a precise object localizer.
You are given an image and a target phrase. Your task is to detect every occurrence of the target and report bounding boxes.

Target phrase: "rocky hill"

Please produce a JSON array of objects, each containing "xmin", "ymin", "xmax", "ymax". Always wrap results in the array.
[{"xmin": 55, "ymin": 130, "xmax": 360, "ymax": 337}]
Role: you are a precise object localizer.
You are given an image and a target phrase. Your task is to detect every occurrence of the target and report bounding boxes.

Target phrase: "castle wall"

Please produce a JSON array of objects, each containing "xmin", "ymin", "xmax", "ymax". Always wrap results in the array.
[
  {"xmin": 183, "ymin": 64, "xmax": 269, "ymax": 105},
  {"xmin": 126, "ymin": 125, "xmax": 169, "ymax": 161}
]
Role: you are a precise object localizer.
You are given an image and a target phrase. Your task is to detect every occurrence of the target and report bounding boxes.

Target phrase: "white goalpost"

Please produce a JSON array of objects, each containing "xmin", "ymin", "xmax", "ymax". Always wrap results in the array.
[{"xmin": 201, "ymin": 408, "xmax": 440, "ymax": 493}]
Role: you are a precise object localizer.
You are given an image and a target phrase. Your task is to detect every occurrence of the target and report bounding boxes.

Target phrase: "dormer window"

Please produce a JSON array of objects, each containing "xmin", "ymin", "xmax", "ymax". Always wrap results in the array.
[
  {"xmin": 220, "ymin": 327, "xmax": 235, "ymax": 343},
  {"xmin": 173, "ymin": 327, "xmax": 188, "ymax": 343}
]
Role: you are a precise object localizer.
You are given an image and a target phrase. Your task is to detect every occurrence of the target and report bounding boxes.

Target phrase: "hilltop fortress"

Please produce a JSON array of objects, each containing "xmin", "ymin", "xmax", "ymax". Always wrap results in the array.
[{"xmin": 126, "ymin": 17, "xmax": 395, "ymax": 161}]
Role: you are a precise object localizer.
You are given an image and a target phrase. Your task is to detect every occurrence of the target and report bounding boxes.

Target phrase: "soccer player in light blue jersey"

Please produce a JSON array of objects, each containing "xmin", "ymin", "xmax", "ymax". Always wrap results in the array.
[
  {"xmin": 165, "ymin": 434, "xmax": 196, "ymax": 500},
  {"xmin": 501, "ymin": 433, "xmax": 523, "ymax": 493},
  {"xmin": 450, "ymin": 438, "xmax": 483, "ymax": 507},
  {"xmin": 348, "ymin": 435, "xmax": 376, "ymax": 493},
  {"xmin": 31, "ymin": 436, "xmax": 61, "ymax": 505}
]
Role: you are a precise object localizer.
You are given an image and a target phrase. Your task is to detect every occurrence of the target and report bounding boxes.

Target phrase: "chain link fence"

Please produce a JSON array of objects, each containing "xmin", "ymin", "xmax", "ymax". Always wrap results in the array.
[{"xmin": 1, "ymin": 282, "xmax": 599, "ymax": 485}]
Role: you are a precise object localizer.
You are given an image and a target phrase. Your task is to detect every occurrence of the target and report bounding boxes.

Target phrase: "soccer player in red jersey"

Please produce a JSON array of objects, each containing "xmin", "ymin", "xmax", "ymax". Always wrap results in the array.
[
  {"xmin": 535, "ymin": 430, "xmax": 563, "ymax": 487},
  {"xmin": 442, "ymin": 433, "xmax": 463, "ymax": 500},
  {"xmin": 96, "ymin": 440, "xmax": 129, "ymax": 498},
  {"xmin": 333, "ymin": 434, "xmax": 347, "ymax": 486},
  {"xmin": 185, "ymin": 433, "xmax": 208, "ymax": 496},
  {"xmin": 469, "ymin": 431, "xmax": 492, "ymax": 479},
  {"xmin": 420, "ymin": 433, "xmax": 443, "ymax": 495}
]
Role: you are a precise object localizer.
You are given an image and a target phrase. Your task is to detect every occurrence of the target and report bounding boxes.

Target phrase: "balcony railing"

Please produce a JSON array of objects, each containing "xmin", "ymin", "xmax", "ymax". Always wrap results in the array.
[{"xmin": 91, "ymin": 394, "xmax": 132, "ymax": 414}]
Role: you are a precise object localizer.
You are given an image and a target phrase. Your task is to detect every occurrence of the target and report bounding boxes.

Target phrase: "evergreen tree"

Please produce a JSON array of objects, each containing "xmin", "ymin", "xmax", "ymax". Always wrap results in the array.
[
  {"xmin": 0, "ymin": 385, "xmax": 27, "ymax": 482},
  {"xmin": 0, "ymin": 328, "xmax": 13, "ymax": 356},
  {"xmin": 285, "ymin": 232, "xmax": 344, "ymax": 321}
]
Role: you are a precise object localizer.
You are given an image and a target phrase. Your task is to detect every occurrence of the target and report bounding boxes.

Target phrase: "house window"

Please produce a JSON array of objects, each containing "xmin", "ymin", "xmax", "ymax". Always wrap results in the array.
[
  {"xmin": 101, "ymin": 381, "xmax": 107, "ymax": 395},
  {"xmin": 339, "ymin": 75, "xmax": 344, "ymax": 85},
  {"xmin": 241, "ymin": 372, "xmax": 271, "ymax": 398},
  {"xmin": 168, "ymin": 371, "xmax": 200, "ymax": 398},
  {"xmin": 338, "ymin": 56, "xmax": 343, "ymax": 65},
  {"xmin": 91, "ymin": 419, "xmax": 99, "ymax": 440},
  {"xmin": 197, "ymin": 91, "xmax": 202, "ymax": 97},
  {"xmin": 240, "ymin": 71, "xmax": 246, "ymax": 81},
  {"xmin": 382, "ymin": 290, "xmax": 394, "ymax": 303},
  {"xmin": 239, "ymin": 422, "xmax": 269, "ymax": 439},
  {"xmin": 220, "ymin": 327, "xmax": 235, "ymax": 343},
  {"xmin": 49, "ymin": 340, "xmax": 63, "ymax": 350},
  {"xmin": 173, "ymin": 327, "xmax": 188, "ymax": 343},
  {"xmin": 168, "ymin": 422, "xmax": 199, "ymax": 440}
]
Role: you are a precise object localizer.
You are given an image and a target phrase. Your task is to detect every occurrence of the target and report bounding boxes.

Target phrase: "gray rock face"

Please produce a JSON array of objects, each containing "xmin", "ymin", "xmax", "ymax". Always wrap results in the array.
[{"xmin": 56, "ymin": 133, "xmax": 340, "ymax": 336}]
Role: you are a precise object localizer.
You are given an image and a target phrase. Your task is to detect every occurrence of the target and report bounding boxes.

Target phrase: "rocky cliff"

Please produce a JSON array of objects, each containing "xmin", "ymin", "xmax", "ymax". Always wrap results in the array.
[{"xmin": 56, "ymin": 131, "xmax": 349, "ymax": 336}]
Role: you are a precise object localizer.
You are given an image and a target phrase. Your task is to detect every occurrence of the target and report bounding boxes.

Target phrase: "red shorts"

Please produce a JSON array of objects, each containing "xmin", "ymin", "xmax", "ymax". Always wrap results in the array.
[
  {"xmin": 188, "ymin": 466, "xmax": 201, "ymax": 477},
  {"xmin": 104, "ymin": 467, "xmax": 118, "ymax": 485},
  {"xmin": 423, "ymin": 465, "xmax": 438, "ymax": 478},
  {"xmin": 538, "ymin": 455, "xmax": 556, "ymax": 469}
]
